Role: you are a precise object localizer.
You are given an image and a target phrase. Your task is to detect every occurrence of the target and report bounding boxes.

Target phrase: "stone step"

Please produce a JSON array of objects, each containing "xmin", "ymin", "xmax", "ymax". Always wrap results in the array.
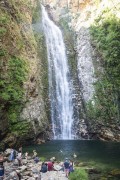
[{"xmin": 41, "ymin": 171, "xmax": 68, "ymax": 180}]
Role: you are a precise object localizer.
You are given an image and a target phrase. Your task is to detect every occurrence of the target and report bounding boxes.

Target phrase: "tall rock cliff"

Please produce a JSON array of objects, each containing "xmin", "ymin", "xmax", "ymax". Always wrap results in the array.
[
  {"xmin": 0, "ymin": 0, "xmax": 49, "ymax": 149},
  {"xmin": 0, "ymin": 0, "xmax": 120, "ymax": 145},
  {"xmin": 42, "ymin": 0, "xmax": 120, "ymax": 141}
]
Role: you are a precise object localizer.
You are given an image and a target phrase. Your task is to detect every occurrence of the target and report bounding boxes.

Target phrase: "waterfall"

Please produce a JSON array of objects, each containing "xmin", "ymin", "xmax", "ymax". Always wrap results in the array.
[{"xmin": 42, "ymin": 5, "xmax": 74, "ymax": 139}]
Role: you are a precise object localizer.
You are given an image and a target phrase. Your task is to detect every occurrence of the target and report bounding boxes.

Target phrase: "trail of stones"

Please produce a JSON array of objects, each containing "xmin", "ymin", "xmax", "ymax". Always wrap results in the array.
[{"xmin": 41, "ymin": 171, "xmax": 68, "ymax": 180}]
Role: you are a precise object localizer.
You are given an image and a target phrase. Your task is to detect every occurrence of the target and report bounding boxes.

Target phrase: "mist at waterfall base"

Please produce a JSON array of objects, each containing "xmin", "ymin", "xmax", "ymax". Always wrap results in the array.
[{"xmin": 24, "ymin": 140, "xmax": 120, "ymax": 168}]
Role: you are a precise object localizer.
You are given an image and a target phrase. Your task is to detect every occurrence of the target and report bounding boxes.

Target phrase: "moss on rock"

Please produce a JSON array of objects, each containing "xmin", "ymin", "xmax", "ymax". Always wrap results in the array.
[{"xmin": 0, "ymin": 0, "xmax": 49, "ymax": 148}]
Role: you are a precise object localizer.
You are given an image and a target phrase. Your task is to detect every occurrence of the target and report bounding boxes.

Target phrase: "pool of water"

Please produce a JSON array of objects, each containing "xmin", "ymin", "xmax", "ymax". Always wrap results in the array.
[{"xmin": 24, "ymin": 140, "xmax": 120, "ymax": 168}]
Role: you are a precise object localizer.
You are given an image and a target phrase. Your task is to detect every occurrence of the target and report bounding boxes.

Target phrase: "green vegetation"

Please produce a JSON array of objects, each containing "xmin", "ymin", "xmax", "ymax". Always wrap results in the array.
[
  {"xmin": 69, "ymin": 168, "xmax": 88, "ymax": 180},
  {"xmin": 0, "ymin": 14, "xmax": 10, "ymax": 24},
  {"xmin": 87, "ymin": 9, "xmax": 120, "ymax": 125},
  {"xmin": 0, "ymin": 49, "xmax": 7, "ymax": 57},
  {"xmin": 0, "ymin": 27, "xmax": 7, "ymax": 36},
  {"xmin": 0, "ymin": 0, "xmax": 32, "ymax": 140},
  {"xmin": 40, "ymin": 156, "xmax": 46, "ymax": 162},
  {"xmin": 0, "ymin": 0, "xmax": 48, "ymax": 147},
  {"xmin": 32, "ymin": 0, "xmax": 41, "ymax": 23},
  {"xmin": 0, "ymin": 56, "xmax": 28, "ymax": 130},
  {"xmin": 1, "ymin": 56, "xmax": 27, "ymax": 101},
  {"xmin": 32, "ymin": 1, "xmax": 50, "ymax": 119},
  {"xmin": 10, "ymin": 121, "xmax": 30, "ymax": 136},
  {"xmin": 8, "ymin": 0, "xmax": 32, "ymax": 22},
  {"xmin": 34, "ymin": 33, "xmax": 48, "ymax": 97}
]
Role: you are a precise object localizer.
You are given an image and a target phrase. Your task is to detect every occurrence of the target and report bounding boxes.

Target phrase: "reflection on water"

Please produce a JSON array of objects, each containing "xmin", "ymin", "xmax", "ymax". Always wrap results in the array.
[{"xmin": 24, "ymin": 140, "xmax": 120, "ymax": 168}]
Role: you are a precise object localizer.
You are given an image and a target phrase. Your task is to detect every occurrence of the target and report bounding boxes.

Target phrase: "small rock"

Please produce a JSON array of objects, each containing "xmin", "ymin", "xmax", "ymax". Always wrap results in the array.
[
  {"xmin": 19, "ymin": 165, "xmax": 27, "ymax": 172},
  {"xmin": 4, "ymin": 148, "xmax": 11, "ymax": 156}
]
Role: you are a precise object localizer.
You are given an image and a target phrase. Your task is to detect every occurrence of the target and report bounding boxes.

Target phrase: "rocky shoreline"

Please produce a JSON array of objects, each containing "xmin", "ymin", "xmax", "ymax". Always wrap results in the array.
[
  {"xmin": 1, "ymin": 148, "xmax": 120, "ymax": 180},
  {"xmin": 4, "ymin": 159, "xmax": 68, "ymax": 180},
  {"xmin": 1, "ymin": 149, "xmax": 68, "ymax": 180}
]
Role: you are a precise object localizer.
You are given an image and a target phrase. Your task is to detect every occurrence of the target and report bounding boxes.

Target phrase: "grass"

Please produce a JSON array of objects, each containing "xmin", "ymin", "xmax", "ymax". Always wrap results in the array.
[
  {"xmin": 74, "ymin": 159, "xmax": 120, "ymax": 180},
  {"xmin": 69, "ymin": 168, "xmax": 88, "ymax": 180}
]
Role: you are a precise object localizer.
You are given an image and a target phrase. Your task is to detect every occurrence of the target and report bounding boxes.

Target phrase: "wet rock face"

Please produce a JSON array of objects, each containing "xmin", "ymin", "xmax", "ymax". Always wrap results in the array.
[
  {"xmin": 41, "ymin": 0, "xmax": 120, "ymax": 142},
  {"xmin": 76, "ymin": 27, "xmax": 95, "ymax": 102},
  {"xmin": 21, "ymin": 98, "xmax": 49, "ymax": 136},
  {"xmin": 0, "ymin": 0, "xmax": 50, "ymax": 148},
  {"xmin": 88, "ymin": 123, "xmax": 120, "ymax": 141},
  {"xmin": 99, "ymin": 126, "xmax": 120, "ymax": 142}
]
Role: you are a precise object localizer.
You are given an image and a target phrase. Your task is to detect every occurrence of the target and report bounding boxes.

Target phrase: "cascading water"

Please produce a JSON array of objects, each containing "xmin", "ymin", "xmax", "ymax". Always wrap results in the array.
[{"xmin": 42, "ymin": 5, "xmax": 74, "ymax": 139}]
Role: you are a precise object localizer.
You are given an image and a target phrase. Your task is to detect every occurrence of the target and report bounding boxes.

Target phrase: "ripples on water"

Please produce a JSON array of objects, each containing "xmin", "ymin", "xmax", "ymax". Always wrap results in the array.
[{"xmin": 24, "ymin": 140, "xmax": 120, "ymax": 168}]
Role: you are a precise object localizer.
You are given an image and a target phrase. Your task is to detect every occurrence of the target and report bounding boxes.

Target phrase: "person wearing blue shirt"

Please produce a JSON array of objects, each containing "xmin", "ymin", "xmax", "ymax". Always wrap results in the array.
[
  {"xmin": 64, "ymin": 158, "xmax": 70, "ymax": 178},
  {"xmin": 0, "ymin": 162, "xmax": 4, "ymax": 180}
]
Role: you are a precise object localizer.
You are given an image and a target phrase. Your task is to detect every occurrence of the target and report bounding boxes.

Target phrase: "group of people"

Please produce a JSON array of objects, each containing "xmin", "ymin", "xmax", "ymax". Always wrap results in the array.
[
  {"xmin": 0, "ymin": 146, "xmax": 23, "ymax": 179},
  {"xmin": 9, "ymin": 146, "xmax": 23, "ymax": 166},
  {"xmin": 0, "ymin": 147, "xmax": 75, "ymax": 179},
  {"xmin": 40, "ymin": 157, "xmax": 74, "ymax": 178},
  {"xmin": 40, "ymin": 158, "xmax": 56, "ymax": 173}
]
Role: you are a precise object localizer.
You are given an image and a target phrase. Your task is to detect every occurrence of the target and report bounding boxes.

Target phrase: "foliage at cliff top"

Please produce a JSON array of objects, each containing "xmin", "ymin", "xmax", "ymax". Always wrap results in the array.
[{"xmin": 87, "ymin": 8, "xmax": 120, "ymax": 125}]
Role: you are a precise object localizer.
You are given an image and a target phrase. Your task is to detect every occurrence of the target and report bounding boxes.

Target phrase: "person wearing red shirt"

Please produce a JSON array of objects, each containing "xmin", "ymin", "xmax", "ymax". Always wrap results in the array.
[{"xmin": 47, "ymin": 161, "xmax": 54, "ymax": 171}]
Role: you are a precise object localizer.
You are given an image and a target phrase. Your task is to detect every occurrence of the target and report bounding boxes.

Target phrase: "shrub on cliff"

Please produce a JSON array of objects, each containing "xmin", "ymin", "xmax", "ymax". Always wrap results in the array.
[{"xmin": 87, "ymin": 9, "xmax": 120, "ymax": 124}]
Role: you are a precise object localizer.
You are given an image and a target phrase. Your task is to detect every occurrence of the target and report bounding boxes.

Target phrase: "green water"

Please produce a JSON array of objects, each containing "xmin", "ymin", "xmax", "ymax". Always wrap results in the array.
[{"xmin": 24, "ymin": 140, "xmax": 120, "ymax": 168}]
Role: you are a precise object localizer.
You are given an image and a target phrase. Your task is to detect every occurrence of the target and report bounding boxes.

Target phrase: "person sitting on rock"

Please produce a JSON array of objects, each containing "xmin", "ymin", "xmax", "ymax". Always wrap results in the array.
[
  {"xmin": 40, "ymin": 162, "xmax": 47, "ymax": 173},
  {"xmin": 34, "ymin": 156, "xmax": 39, "ymax": 164},
  {"xmin": 47, "ymin": 160, "xmax": 54, "ymax": 171}
]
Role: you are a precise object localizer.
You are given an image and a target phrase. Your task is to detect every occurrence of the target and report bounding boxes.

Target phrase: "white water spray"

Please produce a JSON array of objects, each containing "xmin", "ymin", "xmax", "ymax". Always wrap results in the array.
[{"xmin": 42, "ymin": 5, "xmax": 74, "ymax": 139}]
